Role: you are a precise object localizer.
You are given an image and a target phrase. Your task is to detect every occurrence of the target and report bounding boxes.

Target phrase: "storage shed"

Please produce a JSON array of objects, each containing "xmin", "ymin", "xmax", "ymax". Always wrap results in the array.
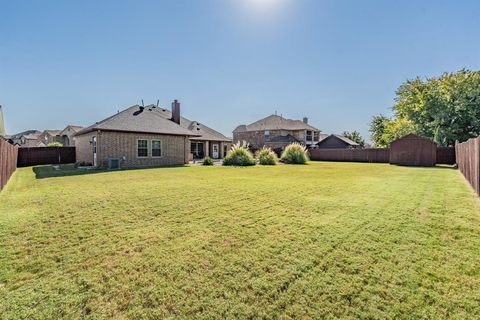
[{"xmin": 389, "ymin": 134, "xmax": 437, "ymax": 167}]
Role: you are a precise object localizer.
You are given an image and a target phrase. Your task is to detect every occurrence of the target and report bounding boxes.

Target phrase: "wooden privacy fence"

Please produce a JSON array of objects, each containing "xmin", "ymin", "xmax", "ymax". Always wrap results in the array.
[
  {"xmin": 309, "ymin": 148, "xmax": 390, "ymax": 163},
  {"xmin": 456, "ymin": 137, "xmax": 480, "ymax": 195},
  {"xmin": 0, "ymin": 139, "xmax": 18, "ymax": 191},
  {"xmin": 309, "ymin": 146, "xmax": 455, "ymax": 165},
  {"xmin": 436, "ymin": 147, "xmax": 456, "ymax": 165},
  {"xmin": 17, "ymin": 147, "xmax": 76, "ymax": 167}
]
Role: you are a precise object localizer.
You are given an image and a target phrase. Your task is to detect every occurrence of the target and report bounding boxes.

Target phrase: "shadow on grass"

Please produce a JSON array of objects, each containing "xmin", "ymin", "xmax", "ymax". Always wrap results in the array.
[
  {"xmin": 390, "ymin": 164, "xmax": 457, "ymax": 170},
  {"xmin": 32, "ymin": 164, "xmax": 187, "ymax": 179}
]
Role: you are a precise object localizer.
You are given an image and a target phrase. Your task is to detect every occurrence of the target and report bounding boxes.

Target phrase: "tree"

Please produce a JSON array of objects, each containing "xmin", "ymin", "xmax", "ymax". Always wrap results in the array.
[
  {"xmin": 47, "ymin": 142, "xmax": 63, "ymax": 147},
  {"xmin": 369, "ymin": 115, "xmax": 390, "ymax": 148},
  {"xmin": 342, "ymin": 131, "xmax": 366, "ymax": 148},
  {"xmin": 370, "ymin": 69, "xmax": 480, "ymax": 147}
]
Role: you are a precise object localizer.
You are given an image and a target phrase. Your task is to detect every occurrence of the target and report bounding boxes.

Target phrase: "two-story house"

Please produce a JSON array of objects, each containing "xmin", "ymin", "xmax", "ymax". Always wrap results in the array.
[{"xmin": 233, "ymin": 115, "xmax": 321, "ymax": 151}]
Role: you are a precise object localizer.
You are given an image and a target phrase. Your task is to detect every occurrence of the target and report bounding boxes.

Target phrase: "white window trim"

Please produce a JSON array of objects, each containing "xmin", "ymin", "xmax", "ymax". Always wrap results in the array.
[
  {"xmin": 137, "ymin": 139, "xmax": 149, "ymax": 158},
  {"xmin": 151, "ymin": 139, "xmax": 162, "ymax": 158}
]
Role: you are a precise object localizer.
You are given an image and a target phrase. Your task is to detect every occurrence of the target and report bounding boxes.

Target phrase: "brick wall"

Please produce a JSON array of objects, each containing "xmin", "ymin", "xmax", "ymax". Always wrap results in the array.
[
  {"xmin": 82, "ymin": 131, "xmax": 189, "ymax": 168},
  {"xmin": 75, "ymin": 132, "xmax": 97, "ymax": 164}
]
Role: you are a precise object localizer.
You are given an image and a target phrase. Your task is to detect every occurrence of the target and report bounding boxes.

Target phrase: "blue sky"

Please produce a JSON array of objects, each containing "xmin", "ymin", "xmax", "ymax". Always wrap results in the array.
[{"xmin": 1, "ymin": 0, "xmax": 479, "ymax": 140}]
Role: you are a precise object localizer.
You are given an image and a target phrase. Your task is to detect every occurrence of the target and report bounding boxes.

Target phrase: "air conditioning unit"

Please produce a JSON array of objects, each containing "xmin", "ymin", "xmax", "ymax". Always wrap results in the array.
[{"xmin": 108, "ymin": 158, "xmax": 121, "ymax": 170}]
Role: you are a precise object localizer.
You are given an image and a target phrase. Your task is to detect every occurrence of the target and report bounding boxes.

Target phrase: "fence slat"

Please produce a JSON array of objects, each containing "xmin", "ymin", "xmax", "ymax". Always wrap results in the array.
[{"xmin": 0, "ymin": 139, "xmax": 18, "ymax": 191}]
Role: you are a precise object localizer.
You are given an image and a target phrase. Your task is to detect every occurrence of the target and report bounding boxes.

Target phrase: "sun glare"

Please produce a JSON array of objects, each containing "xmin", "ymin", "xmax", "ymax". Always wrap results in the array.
[{"xmin": 237, "ymin": 0, "xmax": 289, "ymax": 19}]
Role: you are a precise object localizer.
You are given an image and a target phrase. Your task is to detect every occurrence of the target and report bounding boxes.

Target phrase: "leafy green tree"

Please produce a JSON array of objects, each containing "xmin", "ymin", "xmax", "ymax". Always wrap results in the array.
[
  {"xmin": 370, "ymin": 69, "xmax": 480, "ymax": 147},
  {"xmin": 342, "ymin": 131, "xmax": 366, "ymax": 148},
  {"xmin": 369, "ymin": 115, "xmax": 391, "ymax": 148}
]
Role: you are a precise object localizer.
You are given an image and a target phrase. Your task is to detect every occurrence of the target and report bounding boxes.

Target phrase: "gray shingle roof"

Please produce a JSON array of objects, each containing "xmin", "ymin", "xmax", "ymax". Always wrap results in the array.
[
  {"xmin": 332, "ymin": 134, "xmax": 359, "ymax": 146},
  {"xmin": 43, "ymin": 130, "xmax": 62, "ymax": 136},
  {"xmin": 234, "ymin": 115, "xmax": 320, "ymax": 133},
  {"xmin": 76, "ymin": 105, "xmax": 229, "ymax": 141},
  {"xmin": 9, "ymin": 130, "xmax": 41, "ymax": 140},
  {"xmin": 155, "ymin": 107, "xmax": 231, "ymax": 142},
  {"xmin": 76, "ymin": 106, "xmax": 198, "ymax": 136},
  {"xmin": 317, "ymin": 134, "xmax": 359, "ymax": 146}
]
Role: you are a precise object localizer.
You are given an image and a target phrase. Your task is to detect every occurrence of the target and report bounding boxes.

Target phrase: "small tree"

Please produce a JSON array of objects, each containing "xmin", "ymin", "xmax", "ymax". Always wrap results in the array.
[
  {"xmin": 48, "ymin": 142, "xmax": 63, "ymax": 147},
  {"xmin": 342, "ymin": 131, "xmax": 366, "ymax": 148}
]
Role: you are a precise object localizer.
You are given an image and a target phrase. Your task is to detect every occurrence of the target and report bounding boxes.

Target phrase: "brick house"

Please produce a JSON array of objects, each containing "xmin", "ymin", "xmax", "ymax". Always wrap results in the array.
[
  {"xmin": 75, "ymin": 100, "xmax": 231, "ymax": 169},
  {"xmin": 58, "ymin": 125, "xmax": 84, "ymax": 146},
  {"xmin": 37, "ymin": 130, "xmax": 62, "ymax": 146},
  {"xmin": 6, "ymin": 130, "xmax": 44, "ymax": 147},
  {"xmin": 233, "ymin": 115, "xmax": 321, "ymax": 151}
]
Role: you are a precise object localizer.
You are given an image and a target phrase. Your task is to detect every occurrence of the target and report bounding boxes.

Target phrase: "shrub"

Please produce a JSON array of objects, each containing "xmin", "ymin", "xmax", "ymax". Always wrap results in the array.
[
  {"xmin": 256, "ymin": 147, "xmax": 278, "ymax": 165},
  {"xmin": 223, "ymin": 141, "xmax": 256, "ymax": 166},
  {"xmin": 202, "ymin": 156, "xmax": 214, "ymax": 166},
  {"xmin": 48, "ymin": 142, "xmax": 63, "ymax": 147},
  {"xmin": 76, "ymin": 161, "xmax": 93, "ymax": 167},
  {"xmin": 280, "ymin": 143, "xmax": 309, "ymax": 164}
]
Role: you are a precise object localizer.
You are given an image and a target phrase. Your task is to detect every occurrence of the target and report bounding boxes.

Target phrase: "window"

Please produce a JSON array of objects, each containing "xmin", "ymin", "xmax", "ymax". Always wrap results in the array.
[
  {"xmin": 264, "ymin": 130, "xmax": 270, "ymax": 140},
  {"xmin": 137, "ymin": 139, "xmax": 148, "ymax": 157},
  {"xmin": 306, "ymin": 131, "xmax": 312, "ymax": 141},
  {"xmin": 191, "ymin": 142, "xmax": 204, "ymax": 159},
  {"xmin": 152, "ymin": 140, "xmax": 162, "ymax": 157},
  {"xmin": 313, "ymin": 132, "xmax": 319, "ymax": 141}
]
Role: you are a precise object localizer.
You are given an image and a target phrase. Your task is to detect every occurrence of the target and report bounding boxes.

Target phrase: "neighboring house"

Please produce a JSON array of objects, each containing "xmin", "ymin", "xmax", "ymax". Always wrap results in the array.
[
  {"xmin": 7, "ymin": 130, "xmax": 43, "ymax": 147},
  {"xmin": 316, "ymin": 134, "xmax": 359, "ymax": 149},
  {"xmin": 75, "ymin": 100, "xmax": 231, "ymax": 169},
  {"xmin": 37, "ymin": 130, "xmax": 62, "ymax": 146},
  {"xmin": 233, "ymin": 115, "xmax": 321, "ymax": 150},
  {"xmin": 0, "ymin": 105, "xmax": 5, "ymax": 137},
  {"xmin": 58, "ymin": 125, "xmax": 84, "ymax": 146}
]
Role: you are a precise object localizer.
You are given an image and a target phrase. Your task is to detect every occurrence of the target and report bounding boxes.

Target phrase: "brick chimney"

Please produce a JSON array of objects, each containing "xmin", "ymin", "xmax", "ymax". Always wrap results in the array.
[
  {"xmin": 171, "ymin": 100, "xmax": 180, "ymax": 124},
  {"xmin": 303, "ymin": 117, "xmax": 308, "ymax": 124}
]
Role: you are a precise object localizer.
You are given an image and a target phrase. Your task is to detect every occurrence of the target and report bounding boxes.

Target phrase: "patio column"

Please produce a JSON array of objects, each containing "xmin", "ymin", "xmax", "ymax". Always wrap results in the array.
[
  {"xmin": 220, "ymin": 142, "xmax": 224, "ymax": 159},
  {"xmin": 205, "ymin": 141, "xmax": 209, "ymax": 158}
]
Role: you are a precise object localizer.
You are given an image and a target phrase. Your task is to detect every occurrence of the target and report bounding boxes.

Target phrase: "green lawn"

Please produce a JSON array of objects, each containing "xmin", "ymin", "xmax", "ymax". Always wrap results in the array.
[{"xmin": 1, "ymin": 162, "xmax": 479, "ymax": 319}]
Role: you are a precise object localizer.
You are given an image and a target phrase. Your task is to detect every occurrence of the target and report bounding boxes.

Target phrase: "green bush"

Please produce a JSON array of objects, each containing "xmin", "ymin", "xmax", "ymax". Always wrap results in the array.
[
  {"xmin": 202, "ymin": 156, "xmax": 214, "ymax": 166},
  {"xmin": 76, "ymin": 161, "xmax": 93, "ymax": 167},
  {"xmin": 256, "ymin": 147, "xmax": 278, "ymax": 165},
  {"xmin": 280, "ymin": 143, "xmax": 309, "ymax": 164},
  {"xmin": 223, "ymin": 142, "xmax": 256, "ymax": 166},
  {"xmin": 48, "ymin": 142, "xmax": 63, "ymax": 147}
]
